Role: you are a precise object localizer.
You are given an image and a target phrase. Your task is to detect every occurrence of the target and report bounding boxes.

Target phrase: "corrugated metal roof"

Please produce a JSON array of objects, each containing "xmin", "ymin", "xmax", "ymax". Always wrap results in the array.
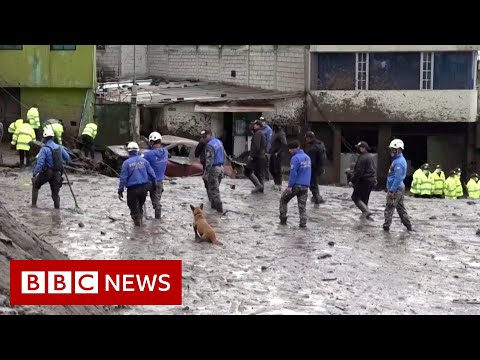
[{"xmin": 96, "ymin": 79, "xmax": 303, "ymax": 105}]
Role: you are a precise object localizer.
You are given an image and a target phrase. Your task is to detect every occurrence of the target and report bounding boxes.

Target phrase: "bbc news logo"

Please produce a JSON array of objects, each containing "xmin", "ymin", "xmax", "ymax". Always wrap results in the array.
[{"xmin": 10, "ymin": 260, "xmax": 182, "ymax": 305}]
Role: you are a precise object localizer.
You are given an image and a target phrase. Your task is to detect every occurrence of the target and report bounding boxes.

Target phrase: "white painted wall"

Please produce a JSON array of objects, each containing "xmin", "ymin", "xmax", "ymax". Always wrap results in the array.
[{"xmin": 309, "ymin": 90, "xmax": 478, "ymax": 122}]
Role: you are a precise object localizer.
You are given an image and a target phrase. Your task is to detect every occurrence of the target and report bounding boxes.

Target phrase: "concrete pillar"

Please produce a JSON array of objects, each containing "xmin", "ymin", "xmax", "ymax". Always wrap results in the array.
[
  {"xmin": 332, "ymin": 126, "xmax": 342, "ymax": 184},
  {"xmin": 129, "ymin": 85, "xmax": 139, "ymax": 142},
  {"xmin": 377, "ymin": 125, "xmax": 392, "ymax": 189}
]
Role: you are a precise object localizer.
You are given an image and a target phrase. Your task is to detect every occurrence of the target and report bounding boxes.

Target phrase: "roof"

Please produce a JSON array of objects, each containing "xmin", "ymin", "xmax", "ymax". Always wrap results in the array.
[{"xmin": 96, "ymin": 79, "xmax": 303, "ymax": 106}]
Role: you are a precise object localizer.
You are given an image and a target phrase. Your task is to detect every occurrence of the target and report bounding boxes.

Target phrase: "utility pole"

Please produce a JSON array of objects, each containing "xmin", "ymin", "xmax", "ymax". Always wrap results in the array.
[{"xmin": 129, "ymin": 45, "xmax": 139, "ymax": 143}]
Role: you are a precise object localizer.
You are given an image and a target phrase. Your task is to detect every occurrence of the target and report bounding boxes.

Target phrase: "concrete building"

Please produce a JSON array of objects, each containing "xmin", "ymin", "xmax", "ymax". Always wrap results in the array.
[
  {"xmin": 0, "ymin": 45, "xmax": 96, "ymax": 144},
  {"xmin": 306, "ymin": 45, "xmax": 480, "ymax": 187}
]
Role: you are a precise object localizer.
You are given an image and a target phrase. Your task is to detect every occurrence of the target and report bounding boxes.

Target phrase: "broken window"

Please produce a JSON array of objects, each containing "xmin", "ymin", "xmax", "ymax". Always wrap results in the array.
[
  {"xmin": 356, "ymin": 53, "xmax": 369, "ymax": 90},
  {"xmin": 420, "ymin": 52, "xmax": 434, "ymax": 90},
  {"xmin": 368, "ymin": 52, "xmax": 420, "ymax": 90},
  {"xmin": 0, "ymin": 45, "xmax": 22, "ymax": 50},
  {"xmin": 433, "ymin": 51, "xmax": 475, "ymax": 90},
  {"xmin": 310, "ymin": 53, "xmax": 356, "ymax": 90},
  {"xmin": 50, "ymin": 45, "xmax": 76, "ymax": 51},
  {"xmin": 168, "ymin": 145, "xmax": 191, "ymax": 157},
  {"xmin": 96, "ymin": 45, "xmax": 106, "ymax": 50}
]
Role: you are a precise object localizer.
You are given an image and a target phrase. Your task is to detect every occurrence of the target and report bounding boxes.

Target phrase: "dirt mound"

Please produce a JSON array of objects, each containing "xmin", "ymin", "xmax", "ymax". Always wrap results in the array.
[{"xmin": 0, "ymin": 201, "xmax": 109, "ymax": 315}]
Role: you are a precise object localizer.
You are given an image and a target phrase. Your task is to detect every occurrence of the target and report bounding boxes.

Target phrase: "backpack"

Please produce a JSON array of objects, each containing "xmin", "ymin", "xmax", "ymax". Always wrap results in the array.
[{"xmin": 45, "ymin": 145, "xmax": 63, "ymax": 172}]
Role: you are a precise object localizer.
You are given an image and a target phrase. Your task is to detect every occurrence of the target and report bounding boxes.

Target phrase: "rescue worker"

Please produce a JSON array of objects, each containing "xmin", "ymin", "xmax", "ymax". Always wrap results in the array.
[
  {"xmin": 43, "ymin": 121, "xmax": 63, "ymax": 145},
  {"xmin": 269, "ymin": 124, "xmax": 287, "ymax": 190},
  {"xmin": 195, "ymin": 131, "xmax": 209, "ymax": 201},
  {"xmin": 349, "ymin": 141, "xmax": 377, "ymax": 220},
  {"xmin": 304, "ymin": 131, "xmax": 327, "ymax": 204},
  {"xmin": 444, "ymin": 170, "xmax": 458, "ymax": 200},
  {"xmin": 383, "ymin": 139, "xmax": 413, "ymax": 232},
  {"xmin": 245, "ymin": 120, "xmax": 267, "ymax": 193},
  {"xmin": 143, "ymin": 132, "xmax": 168, "ymax": 219},
  {"xmin": 118, "ymin": 142, "xmax": 157, "ymax": 226},
  {"xmin": 466, "ymin": 173, "xmax": 480, "ymax": 199},
  {"xmin": 27, "ymin": 105, "xmax": 41, "ymax": 140},
  {"xmin": 279, "ymin": 140, "xmax": 311, "ymax": 228},
  {"xmin": 31, "ymin": 128, "xmax": 71, "ymax": 209},
  {"xmin": 429, "ymin": 164, "xmax": 445, "ymax": 199},
  {"xmin": 410, "ymin": 163, "xmax": 433, "ymax": 198},
  {"xmin": 81, "ymin": 121, "xmax": 98, "ymax": 159},
  {"xmin": 202, "ymin": 129, "xmax": 225, "ymax": 213},
  {"xmin": 261, "ymin": 117, "xmax": 272, "ymax": 182},
  {"xmin": 11, "ymin": 120, "xmax": 36, "ymax": 168},
  {"xmin": 8, "ymin": 118, "xmax": 24, "ymax": 139},
  {"xmin": 455, "ymin": 167, "xmax": 464, "ymax": 198}
]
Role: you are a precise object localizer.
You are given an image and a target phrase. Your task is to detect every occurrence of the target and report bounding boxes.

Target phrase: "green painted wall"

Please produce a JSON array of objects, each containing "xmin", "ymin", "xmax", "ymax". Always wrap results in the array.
[
  {"xmin": 21, "ymin": 88, "xmax": 92, "ymax": 140},
  {"xmin": 0, "ymin": 45, "xmax": 96, "ymax": 88}
]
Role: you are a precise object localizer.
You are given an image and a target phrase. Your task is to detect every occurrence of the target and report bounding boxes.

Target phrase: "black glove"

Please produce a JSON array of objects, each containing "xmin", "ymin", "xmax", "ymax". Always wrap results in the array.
[{"xmin": 118, "ymin": 191, "xmax": 123, "ymax": 200}]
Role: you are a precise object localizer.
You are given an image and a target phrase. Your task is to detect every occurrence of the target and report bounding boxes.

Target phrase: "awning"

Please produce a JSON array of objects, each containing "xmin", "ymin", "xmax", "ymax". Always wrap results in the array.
[{"xmin": 194, "ymin": 104, "xmax": 275, "ymax": 113}]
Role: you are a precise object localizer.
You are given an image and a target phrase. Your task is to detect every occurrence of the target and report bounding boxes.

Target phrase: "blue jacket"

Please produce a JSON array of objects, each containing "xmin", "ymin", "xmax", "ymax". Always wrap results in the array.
[
  {"xmin": 264, "ymin": 125, "xmax": 272, "ymax": 153},
  {"xmin": 205, "ymin": 137, "xmax": 224, "ymax": 170},
  {"xmin": 288, "ymin": 149, "xmax": 312, "ymax": 187},
  {"xmin": 143, "ymin": 147, "xmax": 168, "ymax": 181},
  {"xmin": 33, "ymin": 140, "xmax": 71, "ymax": 176},
  {"xmin": 387, "ymin": 153, "xmax": 407, "ymax": 192},
  {"xmin": 118, "ymin": 152, "xmax": 157, "ymax": 191}
]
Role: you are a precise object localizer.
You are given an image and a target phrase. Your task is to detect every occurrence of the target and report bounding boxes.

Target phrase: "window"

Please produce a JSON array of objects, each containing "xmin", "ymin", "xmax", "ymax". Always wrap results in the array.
[
  {"xmin": 433, "ymin": 51, "xmax": 474, "ymax": 90},
  {"xmin": 420, "ymin": 52, "xmax": 434, "ymax": 90},
  {"xmin": 310, "ymin": 53, "xmax": 356, "ymax": 90},
  {"xmin": 356, "ymin": 52, "xmax": 369, "ymax": 90},
  {"xmin": 50, "ymin": 45, "xmax": 76, "ymax": 51},
  {"xmin": 96, "ymin": 45, "xmax": 106, "ymax": 50},
  {"xmin": 369, "ymin": 52, "xmax": 420, "ymax": 90},
  {"xmin": 0, "ymin": 45, "xmax": 22, "ymax": 50}
]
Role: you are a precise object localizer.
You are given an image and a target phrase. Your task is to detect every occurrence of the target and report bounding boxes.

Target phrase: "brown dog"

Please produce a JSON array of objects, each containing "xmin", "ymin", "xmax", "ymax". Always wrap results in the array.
[{"xmin": 190, "ymin": 204, "xmax": 223, "ymax": 245}]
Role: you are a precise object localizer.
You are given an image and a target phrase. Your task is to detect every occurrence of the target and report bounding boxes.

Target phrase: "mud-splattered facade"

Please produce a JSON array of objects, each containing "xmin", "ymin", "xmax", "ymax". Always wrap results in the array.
[
  {"xmin": 0, "ymin": 45, "xmax": 96, "ymax": 142},
  {"xmin": 306, "ymin": 45, "xmax": 480, "ymax": 187}
]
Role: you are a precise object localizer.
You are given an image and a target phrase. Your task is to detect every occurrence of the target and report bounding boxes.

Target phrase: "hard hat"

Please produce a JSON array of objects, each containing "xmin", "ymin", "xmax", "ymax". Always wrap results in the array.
[
  {"xmin": 422, "ymin": 163, "xmax": 430, "ymax": 170},
  {"xmin": 389, "ymin": 139, "xmax": 404, "ymax": 150},
  {"xmin": 127, "ymin": 142, "xmax": 139, "ymax": 152},
  {"xmin": 148, "ymin": 131, "xmax": 162, "ymax": 142},
  {"xmin": 43, "ymin": 128, "xmax": 55, "ymax": 138}
]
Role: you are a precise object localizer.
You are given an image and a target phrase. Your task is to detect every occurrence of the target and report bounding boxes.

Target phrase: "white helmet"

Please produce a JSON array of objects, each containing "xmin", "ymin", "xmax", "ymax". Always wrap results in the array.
[
  {"xmin": 389, "ymin": 139, "xmax": 404, "ymax": 150},
  {"xmin": 149, "ymin": 131, "xmax": 162, "ymax": 142},
  {"xmin": 127, "ymin": 142, "xmax": 139, "ymax": 152},
  {"xmin": 43, "ymin": 128, "xmax": 55, "ymax": 138}
]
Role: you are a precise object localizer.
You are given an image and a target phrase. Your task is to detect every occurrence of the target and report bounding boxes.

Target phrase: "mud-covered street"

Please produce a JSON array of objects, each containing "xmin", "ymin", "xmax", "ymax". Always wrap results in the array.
[{"xmin": 1, "ymin": 167, "xmax": 480, "ymax": 315}]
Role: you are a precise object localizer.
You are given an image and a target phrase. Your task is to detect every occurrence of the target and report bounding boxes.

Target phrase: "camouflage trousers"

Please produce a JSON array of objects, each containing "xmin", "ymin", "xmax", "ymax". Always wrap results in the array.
[
  {"xmin": 383, "ymin": 187, "xmax": 412, "ymax": 228},
  {"xmin": 146, "ymin": 181, "xmax": 164, "ymax": 210},
  {"xmin": 206, "ymin": 166, "xmax": 224, "ymax": 205},
  {"xmin": 279, "ymin": 185, "xmax": 309, "ymax": 225}
]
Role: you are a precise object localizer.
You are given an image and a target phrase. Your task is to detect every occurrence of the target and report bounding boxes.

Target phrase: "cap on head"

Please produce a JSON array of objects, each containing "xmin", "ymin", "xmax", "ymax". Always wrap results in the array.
[
  {"xmin": 449, "ymin": 170, "xmax": 456, "ymax": 176},
  {"xmin": 43, "ymin": 128, "xmax": 55, "ymax": 138},
  {"xmin": 471, "ymin": 173, "xmax": 479, "ymax": 178},
  {"xmin": 148, "ymin": 131, "xmax": 162, "ymax": 142},
  {"xmin": 422, "ymin": 163, "xmax": 430, "ymax": 170},
  {"xmin": 436, "ymin": 165, "xmax": 441, "ymax": 169},
  {"xmin": 389, "ymin": 139, "xmax": 404, "ymax": 150},
  {"xmin": 456, "ymin": 168, "xmax": 461, "ymax": 173},
  {"xmin": 127, "ymin": 142, "xmax": 139, "ymax": 152},
  {"xmin": 355, "ymin": 141, "xmax": 370, "ymax": 150},
  {"xmin": 252, "ymin": 120, "xmax": 263, "ymax": 127},
  {"xmin": 305, "ymin": 131, "xmax": 315, "ymax": 139}
]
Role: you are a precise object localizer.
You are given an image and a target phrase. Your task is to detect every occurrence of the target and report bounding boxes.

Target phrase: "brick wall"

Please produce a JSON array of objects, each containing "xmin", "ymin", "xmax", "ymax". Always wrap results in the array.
[
  {"xmin": 146, "ymin": 45, "xmax": 306, "ymax": 91},
  {"xmin": 121, "ymin": 45, "xmax": 148, "ymax": 79},
  {"xmin": 96, "ymin": 45, "xmax": 121, "ymax": 77}
]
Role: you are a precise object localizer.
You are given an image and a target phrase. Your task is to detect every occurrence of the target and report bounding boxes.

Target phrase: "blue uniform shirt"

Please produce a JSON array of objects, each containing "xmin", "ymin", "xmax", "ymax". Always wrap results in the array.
[
  {"xmin": 288, "ymin": 149, "xmax": 312, "ymax": 188},
  {"xmin": 118, "ymin": 151, "xmax": 157, "ymax": 191},
  {"xmin": 264, "ymin": 125, "xmax": 273, "ymax": 153},
  {"xmin": 205, "ymin": 137, "xmax": 224, "ymax": 170},
  {"xmin": 143, "ymin": 147, "xmax": 168, "ymax": 181},
  {"xmin": 387, "ymin": 153, "xmax": 407, "ymax": 192},
  {"xmin": 33, "ymin": 140, "xmax": 71, "ymax": 176}
]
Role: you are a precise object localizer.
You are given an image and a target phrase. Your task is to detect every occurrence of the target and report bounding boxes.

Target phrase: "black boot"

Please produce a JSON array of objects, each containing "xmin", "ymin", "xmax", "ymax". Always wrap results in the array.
[
  {"xmin": 355, "ymin": 200, "xmax": 372, "ymax": 219},
  {"xmin": 215, "ymin": 201, "xmax": 224, "ymax": 213},
  {"xmin": 32, "ymin": 187, "xmax": 39, "ymax": 208},
  {"xmin": 154, "ymin": 209, "xmax": 161, "ymax": 219},
  {"xmin": 248, "ymin": 174, "xmax": 264, "ymax": 194},
  {"xmin": 133, "ymin": 216, "xmax": 141, "ymax": 226},
  {"xmin": 53, "ymin": 195, "xmax": 60, "ymax": 209},
  {"xmin": 279, "ymin": 217, "xmax": 287, "ymax": 225}
]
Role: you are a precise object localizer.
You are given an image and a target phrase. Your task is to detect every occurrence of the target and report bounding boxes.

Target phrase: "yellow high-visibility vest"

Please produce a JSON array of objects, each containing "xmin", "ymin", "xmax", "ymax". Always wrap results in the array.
[
  {"xmin": 11, "ymin": 123, "xmax": 36, "ymax": 151},
  {"xmin": 467, "ymin": 179, "xmax": 480, "ymax": 199},
  {"xmin": 8, "ymin": 119, "xmax": 24, "ymax": 134},
  {"xmin": 444, "ymin": 177, "xmax": 457, "ymax": 199},
  {"xmin": 27, "ymin": 107, "xmax": 40, "ymax": 129},
  {"xmin": 82, "ymin": 123, "xmax": 98, "ymax": 140},
  {"xmin": 429, "ymin": 171, "xmax": 445, "ymax": 195}
]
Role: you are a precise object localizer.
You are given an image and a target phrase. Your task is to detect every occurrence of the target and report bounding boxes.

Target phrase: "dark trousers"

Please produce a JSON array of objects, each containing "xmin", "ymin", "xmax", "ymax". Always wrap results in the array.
[
  {"xmin": 127, "ymin": 184, "xmax": 147, "ymax": 221},
  {"xmin": 19, "ymin": 150, "xmax": 30, "ymax": 166},
  {"xmin": 269, "ymin": 153, "xmax": 283, "ymax": 185},
  {"xmin": 34, "ymin": 128, "xmax": 42, "ymax": 141},
  {"xmin": 245, "ymin": 156, "xmax": 266, "ymax": 186},
  {"xmin": 351, "ymin": 180, "xmax": 375, "ymax": 206},
  {"xmin": 33, "ymin": 169, "xmax": 62, "ymax": 208},
  {"xmin": 81, "ymin": 135, "xmax": 95, "ymax": 159},
  {"xmin": 264, "ymin": 154, "xmax": 270, "ymax": 181},
  {"xmin": 279, "ymin": 185, "xmax": 309, "ymax": 226}
]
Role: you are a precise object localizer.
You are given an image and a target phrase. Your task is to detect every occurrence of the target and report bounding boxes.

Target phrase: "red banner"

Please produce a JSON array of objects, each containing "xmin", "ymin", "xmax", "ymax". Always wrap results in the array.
[{"xmin": 10, "ymin": 260, "xmax": 182, "ymax": 305}]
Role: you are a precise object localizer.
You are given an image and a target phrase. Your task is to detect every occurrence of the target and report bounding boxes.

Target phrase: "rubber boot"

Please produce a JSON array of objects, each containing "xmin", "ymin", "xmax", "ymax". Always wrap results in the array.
[
  {"xmin": 355, "ymin": 200, "xmax": 373, "ymax": 219},
  {"xmin": 155, "ymin": 209, "xmax": 161, "ymax": 219},
  {"xmin": 215, "ymin": 201, "xmax": 224, "ymax": 213},
  {"xmin": 279, "ymin": 216, "xmax": 287, "ymax": 225},
  {"xmin": 249, "ymin": 174, "xmax": 264, "ymax": 194},
  {"xmin": 133, "ymin": 216, "xmax": 141, "ymax": 226},
  {"xmin": 53, "ymin": 195, "xmax": 60, "ymax": 209},
  {"xmin": 31, "ymin": 187, "xmax": 39, "ymax": 208}
]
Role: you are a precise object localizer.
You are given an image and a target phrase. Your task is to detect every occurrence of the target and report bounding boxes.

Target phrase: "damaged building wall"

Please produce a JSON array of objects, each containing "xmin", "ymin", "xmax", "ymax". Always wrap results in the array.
[
  {"xmin": 146, "ymin": 45, "xmax": 305, "ymax": 91},
  {"xmin": 96, "ymin": 45, "xmax": 121, "ymax": 78},
  {"xmin": 262, "ymin": 97, "xmax": 306, "ymax": 133},
  {"xmin": 307, "ymin": 90, "xmax": 478, "ymax": 123}
]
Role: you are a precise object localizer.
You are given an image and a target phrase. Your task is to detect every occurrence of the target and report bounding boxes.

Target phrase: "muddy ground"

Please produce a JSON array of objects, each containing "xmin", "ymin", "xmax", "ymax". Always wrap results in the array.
[{"xmin": 1, "ymin": 161, "xmax": 480, "ymax": 314}]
